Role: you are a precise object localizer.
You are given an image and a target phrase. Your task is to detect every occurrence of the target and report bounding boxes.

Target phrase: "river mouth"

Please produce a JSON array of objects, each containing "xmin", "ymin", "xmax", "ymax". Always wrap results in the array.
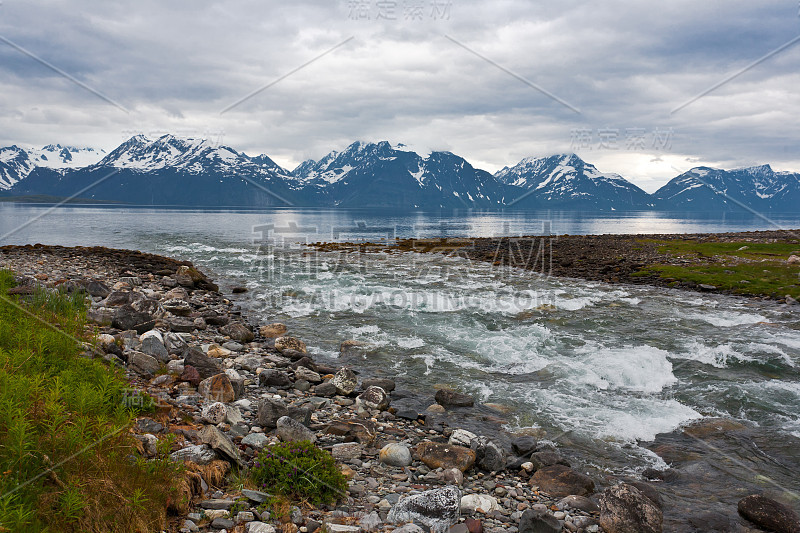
[{"xmin": 156, "ymin": 240, "xmax": 799, "ymax": 531}]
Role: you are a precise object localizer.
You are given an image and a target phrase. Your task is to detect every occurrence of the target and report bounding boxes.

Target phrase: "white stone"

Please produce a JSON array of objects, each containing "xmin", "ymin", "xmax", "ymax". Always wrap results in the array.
[
  {"xmin": 202, "ymin": 402, "xmax": 227, "ymax": 424},
  {"xmin": 234, "ymin": 398, "xmax": 252, "ymax": 409},
  {"xmin": 166, "ymin": 359, "xmax": 185, "ymax": 373},
  {"xmin": 379, "ymin": 443, "xmax": 412, "ymax": 467},
  {"xmin": 139, "ymin": 329, "xmax": 163, "ymax": 343},
  {"xmin": 245, "ymin": 523, "xmax": 276, "ymax": 533},
  {"xmin": 97, "ymin": 333, "xmax": 116, "ymax": 346},
  {"xmin": 323, "ymin": 525, "xmax": 361, "ymax": 532},
  {"xmin": 226, "ymin": 405, "xmax": 244, "ymax": 426},
  {"xmin": 448, "ymin": 428, "xmax": 478, "ymax": 448},
  {"xmin": 241, "ymin": 433, "xmax": 270, "ymax": 450},
  {"xmin": 460, "ymin": 494, "xmax": 500, "ymax": 513}
]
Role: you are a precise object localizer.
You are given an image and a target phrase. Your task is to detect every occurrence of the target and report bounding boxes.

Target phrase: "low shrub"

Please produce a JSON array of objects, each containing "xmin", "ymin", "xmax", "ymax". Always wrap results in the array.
[{"xmin": 250, "ymin": 440, "xmax": 347, "ymax": 506}]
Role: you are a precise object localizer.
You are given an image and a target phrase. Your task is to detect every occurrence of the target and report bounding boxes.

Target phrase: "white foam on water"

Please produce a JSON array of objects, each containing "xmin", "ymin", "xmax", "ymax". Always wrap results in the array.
[
  {"xmin": 673, "ymin": 340, "xmax": 794, "ymax": 369},
  {"xmin": 396, "ymin": 336, "xmax": 425, "ymax": 349},
  {"xmin": 521, "ymin": 386, "xmax": 702, "ymax": 442},
  {"xmin": 569, "ymin": 345, "xmax": 677, "ymax": 393},
  {"xmin": 163, "ymin": 243, "xmax": 251, "ymax": 254},
  {"xmin": 440, "ymin": 322, "xmax": 554, "ymax": 374},
  {"xmin": 768, "ymin": 331, "xmax": 800, "ymax": 351},
  {"xmin": 685, "ymin": 310, "xmax": 768, "ymax": 327},
  {"xmin": 673, "ymin": 340, "xmax": 748, "ymax": 368},
  {"xmin": 348, "ymin": 324, "xmax": 381, "ymax": 335},
  {"xmin": 555, "ymin": 295, "xmax": 600, "ymax": 311}
]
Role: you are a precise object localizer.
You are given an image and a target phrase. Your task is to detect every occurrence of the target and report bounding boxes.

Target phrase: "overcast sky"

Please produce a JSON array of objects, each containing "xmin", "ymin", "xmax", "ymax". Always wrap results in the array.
[{"xmin": 1, "ymin": 0, "xmax": 798, "ymax": 192}]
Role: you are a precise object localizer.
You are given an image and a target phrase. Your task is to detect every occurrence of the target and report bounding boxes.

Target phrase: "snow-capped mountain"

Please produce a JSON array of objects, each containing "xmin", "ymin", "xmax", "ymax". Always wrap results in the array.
[
  {"xmin": 495, "ymin": 154, "xmax": 655, "ymax": 209},
  {"xmin": 292, "ymin": 141, "xmax": 505, "ymax": 208},
  {"xmin": 654, "ymin": 165, "xmax": 800, "ymax": 211},
  {"xmin": 11, "ymin": 135, "xmax": 299, "ymax": 206},
  {"xmin": 0, "ymin": 144, "xmax": 105, "ymax": 189},
  {"xmin": 3, "ymin": 135, "xmax": 798, "ymax": 210}
]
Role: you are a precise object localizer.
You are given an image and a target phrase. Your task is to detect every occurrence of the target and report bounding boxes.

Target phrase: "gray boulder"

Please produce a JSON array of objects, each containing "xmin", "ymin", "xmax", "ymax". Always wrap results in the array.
[
  {"xmin": 183, "ymin": 347, "xmax": 220, "ymax": 379},
  {"xmin": 379, "ymin": 443, "xmax": 413, "ymax": 467},
  {"xmin": 170, "ymin": 444, "xmax": 217, "ymax": 464},
  {"xmin": 257, "ymin": 398, "xmax": 289, "ymax": 429},
  {"xmin": 259, "ymin": 369, "xmax": 292, "ymax": 388},
  {"xmin": 356, "ymin": 386, "xmax": 390, "ymax": 411},
  {"xmin": 276, "ymin": 416, "xmax": 316, "ymax": 443},
  {"xmin": 127, "ymin": 351, "xmax": 159, "ymax": 376},
  {"xmin": 220, "ymin": 322, "xmax": 254, "ymax": 343},
  {"xmin": 112, "ymin": 305, "xmax": 154, "ymax": 333},
  {"xmin": 472, "ymin": 436, "xmax": 506, "ymax": 472},
  {"xmin": 86, "ymin": 280, "xmax": 110, "ymax": 298},
  {"xmin": 387, "ymin": 485, "xmax": 461, "ymax": 533},
  {"xmin": 139, "ymin": 330, "xmax": 169, "ymax": 362},
  {"xmin": 199, "ymin": 425, "xmax": 244, "ymax": 467},
  {"xmin": 332, "ymin": 367, "xmax": 358, "ymax": 396},
  {"xmin": 519, "ymin": 506, "xmax": 561, "ymax": 533}
]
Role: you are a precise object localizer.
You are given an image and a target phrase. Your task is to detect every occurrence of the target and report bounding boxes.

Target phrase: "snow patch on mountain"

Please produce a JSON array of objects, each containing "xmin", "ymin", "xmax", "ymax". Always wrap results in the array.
[{"xmin": 0, "ymin": 144, "xmax": 105, "ymax": 189}]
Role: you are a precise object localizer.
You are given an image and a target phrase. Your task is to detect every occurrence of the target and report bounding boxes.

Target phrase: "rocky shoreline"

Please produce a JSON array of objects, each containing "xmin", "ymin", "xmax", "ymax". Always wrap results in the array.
[{"xmin": 2, "ymin": 244, "xmax": 798, "ymax": 533}]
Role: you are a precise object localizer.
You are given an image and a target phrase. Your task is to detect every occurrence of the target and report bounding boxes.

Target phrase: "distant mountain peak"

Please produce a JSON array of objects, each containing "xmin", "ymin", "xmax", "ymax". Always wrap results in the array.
[
  {"xmin": 496, "ymin": 153, "xmax": 651, "ymax": 209},
  {"xmin": 2, "ymin": 136, "xmax": 798, "ymax": 211}
]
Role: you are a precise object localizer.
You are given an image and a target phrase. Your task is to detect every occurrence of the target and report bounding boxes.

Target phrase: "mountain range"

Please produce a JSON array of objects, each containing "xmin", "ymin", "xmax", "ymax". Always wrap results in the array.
[{"xmin": 1, "ymin": 135, "xmax": 798, "ymax": 211}]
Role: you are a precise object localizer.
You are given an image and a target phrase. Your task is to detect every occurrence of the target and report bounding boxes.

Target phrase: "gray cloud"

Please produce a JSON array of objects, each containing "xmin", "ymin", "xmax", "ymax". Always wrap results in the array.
[{"xmin": 1, "ymin": 0, "xmax": 798, "ymax": 190}]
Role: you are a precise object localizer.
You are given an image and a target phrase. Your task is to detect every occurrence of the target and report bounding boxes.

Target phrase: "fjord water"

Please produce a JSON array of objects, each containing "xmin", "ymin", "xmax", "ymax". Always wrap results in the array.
[{"xmin": 3, "ymin": 204, "xmax": 800, "ymax": 529}]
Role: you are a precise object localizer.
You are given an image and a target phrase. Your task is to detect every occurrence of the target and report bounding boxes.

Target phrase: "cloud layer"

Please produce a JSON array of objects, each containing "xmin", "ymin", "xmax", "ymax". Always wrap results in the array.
[{"xmin": 1, "ymin": 0, "xmax": 798, "ymax": 192}]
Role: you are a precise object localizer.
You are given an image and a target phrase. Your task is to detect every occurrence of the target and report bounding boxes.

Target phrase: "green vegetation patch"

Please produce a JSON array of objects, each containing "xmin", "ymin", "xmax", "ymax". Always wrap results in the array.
[
  {"xmin": 251, "ymin": 440, "xmax": 347, "ymax": 506},
  {"xmin": 0, "ymin": 270, "xmax": 181, "ymax": 533},
  {"xmin": 640, "ymin": 239, "xmax": 800, "ymax": 260},
  {"xmin": 634, "ymin": 240, "xmax": 800, "ymax": 299}
]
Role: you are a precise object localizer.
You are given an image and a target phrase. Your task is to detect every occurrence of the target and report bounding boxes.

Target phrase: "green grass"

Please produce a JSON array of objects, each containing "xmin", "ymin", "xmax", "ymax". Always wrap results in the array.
[
  {"xmin": 0, "ymin": 270, "xmax": 182, "ymax": 532},
  {"xmin": 634, "ymin": 240, "xmax": 800, "ymax": 299},
  {"xmin": 641, "ymin": 239, "xmax": 800, "ymax": 260}
]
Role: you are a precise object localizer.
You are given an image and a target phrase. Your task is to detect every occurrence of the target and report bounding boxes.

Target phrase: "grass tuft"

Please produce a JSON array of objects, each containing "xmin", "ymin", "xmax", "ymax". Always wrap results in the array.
[{"xmin": 0, "ymin": 269, "xmax": 182, "ymax": 532}]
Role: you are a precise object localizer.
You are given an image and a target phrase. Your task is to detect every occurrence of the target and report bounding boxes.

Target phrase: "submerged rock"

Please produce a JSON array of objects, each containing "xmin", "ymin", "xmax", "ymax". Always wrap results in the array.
[
  {"xmin": 259, "ymin": 322, "xmax": 287, "ymax": 338},
  {"xmin": 435, "ymin": 388, "xmax": 474, "ymax": 408},
  {"xmin": 737, "ymin": 494, "xmax": 800, "ymax": 533},
  {"xmin": 274, "ymin": 336, "xmax": 307, "ymax": 354},
  {"xmin": 529, "ymin": 464, "xmax": 595, "ymax": 497},
  {"xmin": 599, "ymin": 483, "xmax": 663, "ymax": 533}
]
